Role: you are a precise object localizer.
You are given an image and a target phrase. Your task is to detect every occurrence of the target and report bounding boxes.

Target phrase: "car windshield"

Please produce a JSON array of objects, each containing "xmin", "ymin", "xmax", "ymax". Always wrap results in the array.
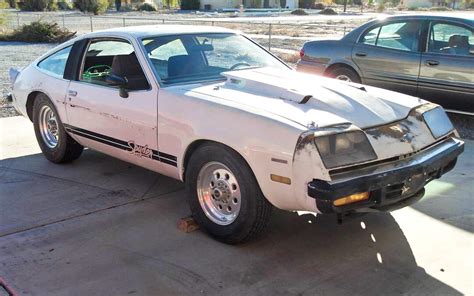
[{"xmin": 142, "ymin": 33, "xmax": 288, "ymax": 85}]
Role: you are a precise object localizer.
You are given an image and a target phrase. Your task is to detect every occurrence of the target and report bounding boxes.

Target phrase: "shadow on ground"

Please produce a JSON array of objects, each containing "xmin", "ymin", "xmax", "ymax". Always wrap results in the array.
[{"xmin": 0, "ymin": 150, "xmax": 464, "ymax": 295}]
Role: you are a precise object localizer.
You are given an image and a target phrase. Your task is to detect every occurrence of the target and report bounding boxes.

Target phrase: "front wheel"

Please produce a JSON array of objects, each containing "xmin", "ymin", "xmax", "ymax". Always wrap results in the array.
[
  {"xmin": 33, "ymin": 93, "xmax": 83, "ymax": 163},
  {"xmin": 185, "ymin": 143, "xmax": 272, "ymax": 244}
]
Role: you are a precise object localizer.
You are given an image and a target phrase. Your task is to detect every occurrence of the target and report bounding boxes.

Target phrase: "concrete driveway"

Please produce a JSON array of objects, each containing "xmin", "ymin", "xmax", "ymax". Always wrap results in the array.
[{"xmin": 0, "ymin": 116, "xmax": 473, "ymax": 296}]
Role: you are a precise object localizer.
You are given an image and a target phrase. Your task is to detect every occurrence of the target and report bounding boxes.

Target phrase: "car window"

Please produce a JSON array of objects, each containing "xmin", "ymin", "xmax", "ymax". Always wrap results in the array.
[
  {"xmin": 428, "ymin": 22, "xmax": 473, "ymax": 56},
  {"xmin": 146, "ymin": 38, "xmax": 189, "ymax": 80},
  {"xmin": 142, "ymin": 33, "xmax": 288, "ymax": 85},
  {"xmin": 37, "ymin": 46, "xmax": 72, "ymax": 79},
  {"xmin": 80, "ymin": 39, "xmax": 149, "ymax": 91},
  {"xmin": 361, "ymin": 26, "xmax": 380, "ymax": 46},
  {"xmin": 376, "ymin": 21, "xmax": 420, "ymax": 52}
]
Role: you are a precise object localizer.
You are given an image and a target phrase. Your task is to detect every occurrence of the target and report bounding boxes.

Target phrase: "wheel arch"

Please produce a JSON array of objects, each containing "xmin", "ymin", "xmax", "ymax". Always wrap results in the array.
[
  {"xmin": 181, "ymin": 139, "xmax": 256, "ymax": 183},
  {"xmin": 25, "ymin": 91, "xmax": 44, "ymax": 122},
  {"xmin": 323, "ymin": 62, "xmax": 361, "ymax": 79}
]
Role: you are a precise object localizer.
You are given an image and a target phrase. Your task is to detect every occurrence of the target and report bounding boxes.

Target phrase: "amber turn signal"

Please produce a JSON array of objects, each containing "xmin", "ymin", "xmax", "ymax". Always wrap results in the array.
[
  {"xmin": 270, "ymin": 174, "xmax": 291, "ymax": 185},
  {"xmin": 333, "ymin": 192, "xmax": 370, "ymax": 206}
]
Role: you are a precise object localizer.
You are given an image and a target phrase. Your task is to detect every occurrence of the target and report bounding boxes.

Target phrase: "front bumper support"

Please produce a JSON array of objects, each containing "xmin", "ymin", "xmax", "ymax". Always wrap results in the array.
[{"xmin": 308, "ymin": 137, "xmax": 464, "ymax": 214}]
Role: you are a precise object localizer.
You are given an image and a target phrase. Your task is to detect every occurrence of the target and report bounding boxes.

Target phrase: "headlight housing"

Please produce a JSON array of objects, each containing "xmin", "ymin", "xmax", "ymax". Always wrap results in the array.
[
  {"xmin": 423, "ymin": 107, "xmax": 454, "ymax": 139},
  {"xmin": 314, "ymin": 131, "xmax": 376, "ymax": 169}
]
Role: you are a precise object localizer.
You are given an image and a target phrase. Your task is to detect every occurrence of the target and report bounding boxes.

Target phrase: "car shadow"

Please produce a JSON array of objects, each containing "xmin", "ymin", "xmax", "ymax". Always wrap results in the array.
[{"xmin": 0, "ymin": 150, "xmax": 463, "ymax": 295}]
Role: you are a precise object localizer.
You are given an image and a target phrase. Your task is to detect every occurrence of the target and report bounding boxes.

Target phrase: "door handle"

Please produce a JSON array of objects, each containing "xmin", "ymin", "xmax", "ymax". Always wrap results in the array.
[
  {"xmin": 425, "ymin": 60, "xmax": 439, "ymax": 66},
  {"xmin": 355, "ymin": 52, "xmax": 367, "ymax": 57},
  {"xmin": 68, "ymin": 90, "xmax": 77, "ymax": 97}
]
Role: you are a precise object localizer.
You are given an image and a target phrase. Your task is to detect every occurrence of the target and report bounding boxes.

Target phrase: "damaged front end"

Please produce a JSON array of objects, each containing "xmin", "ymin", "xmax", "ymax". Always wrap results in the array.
[{"xmin": 295, "ymin": 103, "xmax": 464, "ymax": 215}]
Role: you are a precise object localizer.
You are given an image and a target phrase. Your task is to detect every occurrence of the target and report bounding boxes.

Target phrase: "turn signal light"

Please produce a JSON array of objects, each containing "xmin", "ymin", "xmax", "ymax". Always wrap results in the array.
[{"xmin": 333, "ymin": 192, "xmax": 370, "ymax": 206}]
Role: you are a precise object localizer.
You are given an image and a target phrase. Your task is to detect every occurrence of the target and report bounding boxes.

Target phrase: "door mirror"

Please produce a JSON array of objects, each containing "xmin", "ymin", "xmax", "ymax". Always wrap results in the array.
[
  {"xmin": 106, "ymin": 74, "xmax": 129, "ymax": 98},
  {"xmin": 469, "ymin": 48, "xmax": 474, "ymax": 55},
  {"xmin": 106, "ymin": 74, "xmax": 127, "ymax": 87}
]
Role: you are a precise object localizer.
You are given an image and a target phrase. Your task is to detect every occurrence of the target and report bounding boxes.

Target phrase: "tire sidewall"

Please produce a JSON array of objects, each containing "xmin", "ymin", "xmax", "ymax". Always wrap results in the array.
[
  {"xmin": 33, "ymin": 94, "xmax": 69, "ymax": 163},
  {"xmin": 185, "ymin": 144, "xmax": 265, "ymax": 243}
]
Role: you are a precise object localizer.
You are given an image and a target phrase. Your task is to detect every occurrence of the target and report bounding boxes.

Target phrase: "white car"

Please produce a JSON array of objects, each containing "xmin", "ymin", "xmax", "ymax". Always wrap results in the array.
[{"xmin": 9, "ymin": 25, "xmax": 464, "ymax": 243}]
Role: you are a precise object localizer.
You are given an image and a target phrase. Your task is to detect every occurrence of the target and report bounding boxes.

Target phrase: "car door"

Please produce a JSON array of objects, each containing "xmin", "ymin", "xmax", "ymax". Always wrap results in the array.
[
  {"xmin": 352, "ymin": 20, "xmax": 423, "ymax": 96},
  {"xmin": 65, "ymin": 38, "xmax": 170, "ymax": 172},
  {"xmin": 418, "ymin": 21, "xmax": 474, "ymax": 113}
]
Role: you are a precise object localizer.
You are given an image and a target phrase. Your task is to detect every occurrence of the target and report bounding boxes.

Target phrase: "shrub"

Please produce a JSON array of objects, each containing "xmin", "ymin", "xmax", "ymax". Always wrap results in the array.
[
  {"xmin": 180, "ymin": 0, "xmax": 199, "ymax": 10},
  {"xmin": 377, "ymin": 2, "xmax": 384, "ymax": 11},
  {"xmin": 318, "ymin": 7, "xmax": 337, "ymax": 14},
  {"xmin": 137, "ymin": 2, "xmax": 156, "ymax": 10},
  {"xmin": 0, "ymin": 20, "xmax": 76, "ymax": 42},
  {"xmin": 57, "ymin": 0, "xmax": 72, "ymax": 9},
  {"xmin": 74, "ymin": 0, "xmax": 109, "ymax": 14},
  {"xmin": 20, "ymin": 0, "xmax": 51, "ymax": 10},
  {"xmin": 312, "ymin": 2, "xmax": 325, "ymax": 9},
  {"xmin": 0, "ymin": 0, "xmax": 10, "ymax": 8}
]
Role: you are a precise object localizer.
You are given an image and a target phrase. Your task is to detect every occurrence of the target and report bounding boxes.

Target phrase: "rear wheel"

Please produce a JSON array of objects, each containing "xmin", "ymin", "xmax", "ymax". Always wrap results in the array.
[
  {"xmin": 33, "ymin": 93, "xmax": 83, "ymax": 163},
  {"xmin": 185, "ymin": 143, "xmax": 272, "ymax": 244},
  {"xmin": 326, "ymin": 66, "xmax": 361, "ymax": 83}
]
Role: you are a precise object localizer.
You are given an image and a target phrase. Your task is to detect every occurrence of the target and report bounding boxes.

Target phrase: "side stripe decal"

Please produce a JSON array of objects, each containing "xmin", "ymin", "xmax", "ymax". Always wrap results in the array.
[{"xmin": 64, "ymin": 124, "xmax": 178, "ymax": 167}]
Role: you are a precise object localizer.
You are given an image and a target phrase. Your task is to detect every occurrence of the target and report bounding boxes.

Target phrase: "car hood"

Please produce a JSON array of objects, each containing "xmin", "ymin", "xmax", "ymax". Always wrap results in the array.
[{"xmin": 181, "ymin": 67, "xmax": 425, "ymax": 129}]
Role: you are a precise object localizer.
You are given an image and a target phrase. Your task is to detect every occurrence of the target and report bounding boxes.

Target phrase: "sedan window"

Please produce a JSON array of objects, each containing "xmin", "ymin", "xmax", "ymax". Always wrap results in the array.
[
  {"xmin": 376, "ymin": 21, "xmax": 420, "ymax": 52},
  {"xmin": 428, "ymin": 23, "xmax": 473, "ymax": 56},
  {"xmin": 37, "ymin": 46, "xmax": 72, "ymax": 79}
]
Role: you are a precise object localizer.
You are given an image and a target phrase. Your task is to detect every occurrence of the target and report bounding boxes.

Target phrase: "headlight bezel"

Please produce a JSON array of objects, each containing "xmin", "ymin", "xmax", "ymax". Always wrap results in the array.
[{"xmin": 422, "ymin": 106, "xmax": 454, "ymax": 139}]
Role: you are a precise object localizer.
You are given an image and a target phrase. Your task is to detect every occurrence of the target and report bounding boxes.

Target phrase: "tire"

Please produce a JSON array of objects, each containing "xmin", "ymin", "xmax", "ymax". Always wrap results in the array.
[
  {"xmin": 185, "ymin": 143, "xmax": 272, "ymax": 244},
  {"xmin": 326, "ymin": 66, "xmax": 361, "ymax": 83},
  {"xmin": 33, "ymin": 93, "xmax": 83, "ymax": 163}
]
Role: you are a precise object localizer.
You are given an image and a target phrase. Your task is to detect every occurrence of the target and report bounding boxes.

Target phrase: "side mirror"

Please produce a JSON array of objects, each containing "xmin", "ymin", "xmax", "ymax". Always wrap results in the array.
[
  {"xmin": 469, "ymin": 48, "xmax": 474, "ymax": 55},
  {"xmin": 106, "ymin": 74, "xmax": 129, "ymax": 98}
]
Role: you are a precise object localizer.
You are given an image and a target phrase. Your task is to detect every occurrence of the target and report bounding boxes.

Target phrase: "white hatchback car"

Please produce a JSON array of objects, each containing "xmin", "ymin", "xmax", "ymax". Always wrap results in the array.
[{"xmin": 10, "ymin": 25, "xmax": 464, "ymax": 243}]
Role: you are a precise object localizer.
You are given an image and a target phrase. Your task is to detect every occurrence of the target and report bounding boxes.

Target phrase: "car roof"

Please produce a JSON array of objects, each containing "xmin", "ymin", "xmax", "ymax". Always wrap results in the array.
[
  {"xmin": 80, "ymin": 25, "xmax": 238, "ymax": 40},
  {"xmin": 342, "ymin": 13, "xmax": 473, "ymax": 42},
  {"xmin": 377, "ymin": 13, "xmax": 474, "ymax": 24}
]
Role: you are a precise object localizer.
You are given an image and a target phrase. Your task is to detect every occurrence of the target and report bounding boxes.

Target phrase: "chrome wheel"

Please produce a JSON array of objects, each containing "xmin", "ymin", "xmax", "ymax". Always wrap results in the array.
[
  {"xmin": 335, "ymin": 74, "xmax": 352, "ymax": 82},
  {"xmin": 197, "ymin": 161, "xmax": 241, "ymax": 225},
  {"xmin": 38, "ymin": 105, "xmax": 59, "ymax": 149}
]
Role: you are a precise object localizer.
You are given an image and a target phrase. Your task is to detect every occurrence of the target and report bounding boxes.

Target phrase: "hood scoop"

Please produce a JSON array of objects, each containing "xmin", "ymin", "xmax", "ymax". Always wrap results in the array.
[{"xmin": 224, "ymin": 70, "xmax": 313, "ymax": 104}]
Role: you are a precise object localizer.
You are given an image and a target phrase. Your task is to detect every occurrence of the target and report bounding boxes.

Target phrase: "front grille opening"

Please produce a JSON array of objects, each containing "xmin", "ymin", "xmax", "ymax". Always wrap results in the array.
[{"xmin": 386, "ymin": 183, "xmax": 404, "ymax": 199}]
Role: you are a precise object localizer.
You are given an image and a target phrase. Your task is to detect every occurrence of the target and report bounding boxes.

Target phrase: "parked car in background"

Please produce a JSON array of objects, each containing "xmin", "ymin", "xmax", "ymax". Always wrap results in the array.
[
  {"xmin": 9, "ymin": 25, "xmax": 464, "ymax": 244},
  {"xmin": 297, "ymin": 14, "xmax": 474, "ymax": 114}
]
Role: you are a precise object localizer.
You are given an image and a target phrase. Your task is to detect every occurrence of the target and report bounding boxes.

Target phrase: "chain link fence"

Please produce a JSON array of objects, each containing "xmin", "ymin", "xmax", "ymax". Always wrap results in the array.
[{"xmin": 2, "ymin": 12, "xmax": 360, "ymax": 53}]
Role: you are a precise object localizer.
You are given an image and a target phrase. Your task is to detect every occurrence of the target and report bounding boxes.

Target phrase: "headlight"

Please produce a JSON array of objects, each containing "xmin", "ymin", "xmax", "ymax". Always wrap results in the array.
[
  {"xmin": 314, "ymin": 131, "xmax": 376, "ymax": 169},
  {"xmin": 423, "ymin": 107, "xmax": 454, "ymax": 139}
]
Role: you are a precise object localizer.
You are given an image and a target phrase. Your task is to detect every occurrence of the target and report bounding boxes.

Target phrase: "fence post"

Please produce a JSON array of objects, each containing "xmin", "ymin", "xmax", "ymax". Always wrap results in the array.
[
  {"xmin": 212, "ymin": 21, "xmax": 214, "ymax": 26},
  {"xmin": 162, "ymin": 19, "xmax": 165, "ymax": 24},
  {"xmin": 16, "ymin": 12, "xmax": 20, "ymax": 28},
  {"xmin": 268, "ymin": 24, "xmax": 272, "ymax": 51},
  {"xmin": 90, "ymin": 16, "xmax": 93, "ymax": 32},
  {"xmin": 123, "ymin": 17, "xmax": 125, "ymax": 27},
  {"xmin": 62, "ymin": 15, "xmax": 65, "ymax": 28},
  {"xmin": 343, "ymin": 26, "xmax": 346, "ymax": 36}
]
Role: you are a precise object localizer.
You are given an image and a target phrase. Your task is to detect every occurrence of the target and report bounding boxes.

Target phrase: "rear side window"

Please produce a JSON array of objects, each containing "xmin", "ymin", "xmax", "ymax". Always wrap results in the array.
[
  {"xmin": 37, "ymin": 46, "xmax": 72, "ymax": 79},
  {"xmin": 360, "ymin": 21, "xmax": 421, "ymax": 52}
]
